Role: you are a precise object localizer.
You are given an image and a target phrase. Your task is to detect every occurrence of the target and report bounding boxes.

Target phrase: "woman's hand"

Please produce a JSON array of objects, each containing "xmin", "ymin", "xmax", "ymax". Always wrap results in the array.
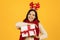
[
  {"xmin": 17, "ymin": 27, "xmax": 21, "ymax": 30},
  {"xmin": 35, "ymin": 24, "xmax": 38, "ymax": 28},
  {"xmin": 27, "ymin": 23, "xmax": 31, "ymax": 25},
  {"xmin": 34, "ymin": 35, "xmax": 39, "ymax": 38}
]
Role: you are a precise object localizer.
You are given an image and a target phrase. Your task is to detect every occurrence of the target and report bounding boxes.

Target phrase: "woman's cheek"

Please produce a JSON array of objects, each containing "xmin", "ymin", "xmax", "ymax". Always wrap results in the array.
[
  {"xmin": 33, "ymin": 16, "xmax": 35, "ymax": 20},
  {"xmin": 28, "ymin": 15, "xmax": 30, "ymax": 19}
]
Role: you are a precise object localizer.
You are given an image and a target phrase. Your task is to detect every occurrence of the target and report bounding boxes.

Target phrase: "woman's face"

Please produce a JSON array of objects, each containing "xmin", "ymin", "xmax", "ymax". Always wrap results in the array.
[{"xmin": 28, "ymin": 11, "xmax": 36, "ymax": 22}]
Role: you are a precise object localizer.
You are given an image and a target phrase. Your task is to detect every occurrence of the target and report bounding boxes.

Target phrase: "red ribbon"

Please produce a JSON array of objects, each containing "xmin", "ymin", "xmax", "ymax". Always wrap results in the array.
[{"xmin": 21, "ymin": 25, "xmax": 36, "ymax": 37}]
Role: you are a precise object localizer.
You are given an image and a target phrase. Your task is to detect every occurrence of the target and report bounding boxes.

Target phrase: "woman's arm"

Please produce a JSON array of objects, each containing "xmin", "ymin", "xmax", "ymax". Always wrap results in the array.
[{"xmin": 39, "ymin": 23, "xmax": 48, "ymax": 40}]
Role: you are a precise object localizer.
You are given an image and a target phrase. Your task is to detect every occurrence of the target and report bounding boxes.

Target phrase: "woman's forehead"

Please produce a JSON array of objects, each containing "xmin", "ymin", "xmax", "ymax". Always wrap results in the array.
[{"xmin": 29, "ymin": 11, "xmax": 35, "ymax": 14}]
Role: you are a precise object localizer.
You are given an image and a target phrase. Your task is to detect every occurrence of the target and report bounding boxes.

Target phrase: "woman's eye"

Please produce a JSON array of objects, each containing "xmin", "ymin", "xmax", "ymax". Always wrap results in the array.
[
  {"xmin": 29, "ymin": 14, "xmax": 31, "ymax": 15},
  {"xmin": 33, "ymin": 14, "xmax": 35, "ymax": 16}
]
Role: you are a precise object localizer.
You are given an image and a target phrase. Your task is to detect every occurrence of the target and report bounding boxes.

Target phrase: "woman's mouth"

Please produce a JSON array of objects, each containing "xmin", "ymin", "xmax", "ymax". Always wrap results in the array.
[{"xmin": 29, "ymin": 17, "xmax": 33, "ymax": 20}]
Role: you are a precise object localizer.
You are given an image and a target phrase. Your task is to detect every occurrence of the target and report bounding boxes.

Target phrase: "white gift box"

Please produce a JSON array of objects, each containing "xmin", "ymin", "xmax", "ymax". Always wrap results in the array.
[
  {"xmin": 16, "ymin": 22, "xmax": 36, "ymax": 37},
  {"xmin": 16, "ymin": 22, "xmax": 28, "ymax": 28}
]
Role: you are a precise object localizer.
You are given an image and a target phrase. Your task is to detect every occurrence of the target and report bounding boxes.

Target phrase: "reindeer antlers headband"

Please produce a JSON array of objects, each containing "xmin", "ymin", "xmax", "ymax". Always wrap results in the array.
[{"xmin": 29, "ymin": 2, "xmax": 40, "ymax": 10}]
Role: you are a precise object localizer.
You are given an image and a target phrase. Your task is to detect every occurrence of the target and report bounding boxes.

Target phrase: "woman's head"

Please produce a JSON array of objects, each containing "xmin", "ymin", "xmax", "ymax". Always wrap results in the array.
[{"xmin": 23, "ymin": 9, "xmax": 39, "ymax": 22}]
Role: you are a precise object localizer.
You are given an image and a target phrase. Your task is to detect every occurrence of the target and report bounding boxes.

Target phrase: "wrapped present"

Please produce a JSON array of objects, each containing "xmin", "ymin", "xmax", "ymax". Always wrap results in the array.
[
  {"xmin": 16, "ymin": 22, "xmax": 36, "ymax": 37},
  {"xmin": 16, "ymin": 22, "xmax": 28, "ymax": 28}
]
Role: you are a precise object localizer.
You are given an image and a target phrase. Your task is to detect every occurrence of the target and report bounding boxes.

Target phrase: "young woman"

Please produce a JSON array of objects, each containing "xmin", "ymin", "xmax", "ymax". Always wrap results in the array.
[{"xmin": 18, "ymin": 9, "xmax": 48, "ymax": 40}]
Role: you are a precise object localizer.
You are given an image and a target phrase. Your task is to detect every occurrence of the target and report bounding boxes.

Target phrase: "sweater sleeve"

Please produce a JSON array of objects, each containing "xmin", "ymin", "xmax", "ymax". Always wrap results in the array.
[{"xmin": 39, "ymin": 23, "xmax": 48, "ymax": 40}]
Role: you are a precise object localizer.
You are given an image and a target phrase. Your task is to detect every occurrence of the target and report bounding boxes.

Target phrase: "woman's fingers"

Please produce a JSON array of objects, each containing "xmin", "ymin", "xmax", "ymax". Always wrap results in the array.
[
  {"xmin": 34, "ymin": 36, "xmax": 39, "ymax": 38},
  {"xmin": 35, "ymin": 24, "xmax": 38, "ymax": 28},
  {"xmin": 17, "ymin": 28, "xmax": 21, "ymax": 30}
]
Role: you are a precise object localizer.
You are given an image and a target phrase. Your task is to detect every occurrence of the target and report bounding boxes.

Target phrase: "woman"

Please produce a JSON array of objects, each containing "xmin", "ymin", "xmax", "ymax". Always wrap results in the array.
[{"xmin": 17, "ymin": 9, "xmax": 48, "ymax": 40}]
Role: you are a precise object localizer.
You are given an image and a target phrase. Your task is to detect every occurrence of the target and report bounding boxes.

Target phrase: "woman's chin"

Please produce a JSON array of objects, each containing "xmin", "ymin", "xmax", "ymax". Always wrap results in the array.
[{"xmin": 29, "ymin": 20, "xmax": 33, "ymax": 22}]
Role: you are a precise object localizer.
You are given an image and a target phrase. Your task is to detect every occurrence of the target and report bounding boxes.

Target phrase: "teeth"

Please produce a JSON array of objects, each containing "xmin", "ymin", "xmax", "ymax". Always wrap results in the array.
[
  {"xmin": 30, "ymin": 18, "xmax": 32, "ymax": 19},
  {"xmin": 29, "ymin": 17, "xmax": 33, "ymax": 20}
]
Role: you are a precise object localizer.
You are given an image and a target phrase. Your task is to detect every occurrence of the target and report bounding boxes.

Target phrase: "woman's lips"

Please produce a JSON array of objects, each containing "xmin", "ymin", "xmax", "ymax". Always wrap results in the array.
[{"xmin": 29, "ymin": 17, "xmax": 33, "ymax": 20}]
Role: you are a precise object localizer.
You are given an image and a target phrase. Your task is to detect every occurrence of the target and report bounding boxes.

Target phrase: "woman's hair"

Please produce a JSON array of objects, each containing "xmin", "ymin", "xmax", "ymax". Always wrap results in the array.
[{"xmin": 23, "ymin": 9, "xmax": 40, "ymax": 22}]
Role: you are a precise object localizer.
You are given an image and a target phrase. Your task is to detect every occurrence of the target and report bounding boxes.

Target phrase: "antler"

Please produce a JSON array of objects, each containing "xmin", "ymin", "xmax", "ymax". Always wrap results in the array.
[
  {"xmin": 29, "ymin": 2, "xmax": 40, "ymax": 10},
  {"xmin": 30, "ymin": 2, "xmax": 34, "ymax": 9}
]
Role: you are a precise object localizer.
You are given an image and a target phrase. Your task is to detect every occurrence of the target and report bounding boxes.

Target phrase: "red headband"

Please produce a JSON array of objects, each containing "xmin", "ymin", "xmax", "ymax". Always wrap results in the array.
[{"xmin": 29, "ymin": 2, "xmax": 40, "ymax": 10}]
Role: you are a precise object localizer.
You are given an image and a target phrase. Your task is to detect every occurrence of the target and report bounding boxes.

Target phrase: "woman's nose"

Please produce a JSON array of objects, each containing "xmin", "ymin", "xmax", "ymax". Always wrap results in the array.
[{"xmin": 30, "ymin": 15, "xmax": 33, "ymax": 17}]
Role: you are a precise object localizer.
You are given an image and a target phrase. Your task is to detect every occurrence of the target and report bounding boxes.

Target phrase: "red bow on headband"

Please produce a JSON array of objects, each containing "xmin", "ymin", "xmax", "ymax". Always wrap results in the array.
[{"xmin": 29, "ymin": 2, "xmax": 40, "ymax": 10}]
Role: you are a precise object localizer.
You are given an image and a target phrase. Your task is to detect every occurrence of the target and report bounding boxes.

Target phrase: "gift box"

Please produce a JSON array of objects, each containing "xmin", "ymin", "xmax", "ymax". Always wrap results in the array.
[
  {"xmin": 16, "ymin": 22, "xmax": 36, "ymax": 37},
  {"xmin": 16, "ymin": 22, "xmax": 28, "ymax": 28}
]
